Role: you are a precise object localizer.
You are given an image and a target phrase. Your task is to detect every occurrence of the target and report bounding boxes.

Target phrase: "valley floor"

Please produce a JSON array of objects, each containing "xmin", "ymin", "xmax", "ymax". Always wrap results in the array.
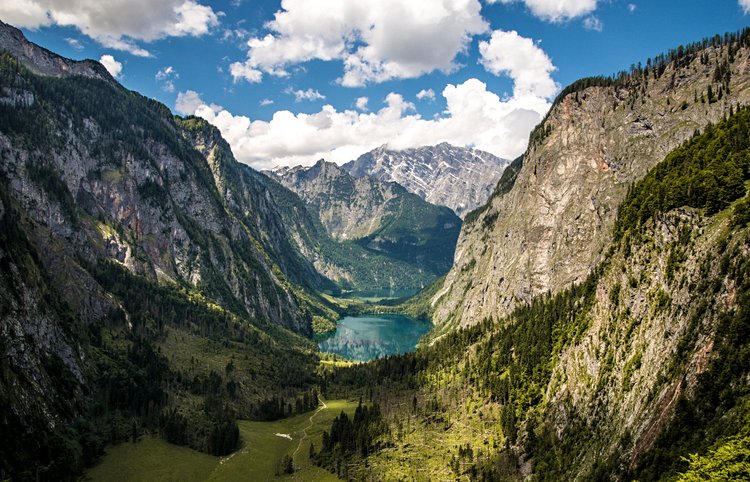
[{"xmin": 84, "ymin": 399, "xmax": 358, "ymax": 482}]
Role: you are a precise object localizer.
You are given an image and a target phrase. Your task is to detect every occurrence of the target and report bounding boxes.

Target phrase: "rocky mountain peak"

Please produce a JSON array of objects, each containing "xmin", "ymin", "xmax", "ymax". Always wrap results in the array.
[
  {"xmin": 343, "ymin": 142, "xmax": 510, "ymax": 218},
  {"xmin": 267, "ymin": 160, "xmax": 461, "ymax": 279}
]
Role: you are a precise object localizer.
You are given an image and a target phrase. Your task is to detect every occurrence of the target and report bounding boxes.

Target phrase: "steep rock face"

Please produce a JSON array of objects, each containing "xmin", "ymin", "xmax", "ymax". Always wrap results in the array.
[
  {"xmin": 272, "ymin": 160, "xmax": 406, "ymax": 240},
  {"xmin": 0, "ymin": 39, "xmax": 321, "ymax": 335},
  {"xmin": 269, "ymin": 160, "xmax": 462, "ymax": 281},
  {"xmin": 344, "ymin": 142, "xmax": 510, "ymax": 218},
  {"xmin": 432, "ymin": 43, "xmax": 750, "ymax": 330},
  {"xmin": 542, "ymin": 209, "xmax": 744, "ymax": 479},
  {"xmin": 178, "ymin": 118, "xmax": 333, "ymax": 293}
]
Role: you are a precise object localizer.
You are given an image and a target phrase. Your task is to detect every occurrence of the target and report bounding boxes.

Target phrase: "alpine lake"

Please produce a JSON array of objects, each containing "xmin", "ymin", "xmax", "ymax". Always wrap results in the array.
[{"xmin": 318, "ymin": 314, "xmax": 431, "ymax": 362}]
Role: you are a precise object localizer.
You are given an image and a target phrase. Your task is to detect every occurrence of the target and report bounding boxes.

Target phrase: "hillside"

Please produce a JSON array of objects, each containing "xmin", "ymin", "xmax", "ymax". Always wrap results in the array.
[
  {"xmin": 0, "ymin": 21, "xmax": 330, "ymax": 479},
  {"xmin": 431, "ymin": 31, "xmax": 750, "ymax": 332},
  {"xmin": 319, "ymin": 88, "xmax": 750, "ymax": 481},
  {"xmin": 344, "ymin": 142, "xmax": 510, "ymax": 219},
  {"xmin": 269, "ymin": 160, "xmax": 461, "ymax": 287}
]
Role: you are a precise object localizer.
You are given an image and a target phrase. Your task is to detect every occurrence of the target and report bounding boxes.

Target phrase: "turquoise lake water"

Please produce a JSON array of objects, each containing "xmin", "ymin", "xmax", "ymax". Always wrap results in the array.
[{"xmin": 318, "ymin": 314, "xmax": 431, "ymax": 362}]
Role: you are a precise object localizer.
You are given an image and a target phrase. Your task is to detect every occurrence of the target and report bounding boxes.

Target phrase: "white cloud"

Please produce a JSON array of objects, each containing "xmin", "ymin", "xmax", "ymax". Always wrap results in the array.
[
  {"xmin": 175, "ymin": 90, "xmax": 206, "ymax": 115},
  {"xmin": 489, "ymin": 0, "xmax": 597, "ymax": 22},
  {"xmin": 156, "ymin": 66, "xmax": 179, "ymax": 92},
  {"xmin": 177, "ymin": 29, "xmax": 555, "ymax": 170},
  {"xmin": 0, "ymin": 0, "xmax": 220, "ymax": 57},
  {"xmin": 229, "ymin": 0, "xmax": 488, "ymax": 86},
  {"xmin": 479, "ymin": 30, "xmax": 558, "ymax": 99},
  {"xmin": 156, "ymin": 66, "xmax": 177, "ymax": 80},
  {"xmin": 229, "ymin": 62, "xmax": 263, "ymax": 82},
  {"xmin": 741, "ymin": 0, "xmax": 750, "ymax": 14},
  {"xmin": 627, "ymin": 3, "xmax": 637, "ymax": 12},
  {"xmin": 99, "ymin": 54, "xmax": 122, "ymax": 78},
  {"xmin": 583, "ymin": 15, "xmax": 603, "ymax": 32},
  {"xmin": 416, "ymin": 88, "xmax": 436, "ymax": 101},
  {"xmin": 288, "ymin": 88, "xmax": 325, "ymax": 102},
  {"xmin": 65, "ymin": 37, "xmax": 83, "ymax": 50},
  {"xmin": 179, "ymin": 76, "xmax": 551, "ymax": 170},
  {"xmin": 260, "ymin": 98, "xmax": 274, "ymax": 106}
]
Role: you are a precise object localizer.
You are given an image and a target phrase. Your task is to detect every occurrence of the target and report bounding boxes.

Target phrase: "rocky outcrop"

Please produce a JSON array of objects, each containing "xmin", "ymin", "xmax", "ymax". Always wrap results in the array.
[
  {"xmin": 432, "ymin": 42, "xmax": 750, "ymax": 331},
  {"xmin": 344, "ymin": 142, "xmax": 510, "ymax": 218},
  {"xmin": 272, "ymin": 160, "xmax": 406, "ymax": 241}
]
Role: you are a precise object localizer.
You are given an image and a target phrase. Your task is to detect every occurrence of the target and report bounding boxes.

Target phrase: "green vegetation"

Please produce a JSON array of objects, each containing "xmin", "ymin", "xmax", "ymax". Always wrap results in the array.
[
  {"xmin": 313, "ymin": 399, "xmax": 389, "ymax": 478},
  {"xmin": 615, "ymin": 106, "xmax": 750, "ymax": 240},
  {"xmin": 315, "ymin": 98, "xmax": 750, "ymax": 481},
  {"xmin": 676, "ymin": 434, "xmax": 750, "ymax": 481},
  {"xmin": 85, "ymin": 436, "xmax": 219, "ymax": 482},
  {"xmin": 352, "ymin": 188, "xmax": 461, "ymax": 278},
  {"xmin": 87, "ymin": 399, "xmax": 358, "ymax": 482}
]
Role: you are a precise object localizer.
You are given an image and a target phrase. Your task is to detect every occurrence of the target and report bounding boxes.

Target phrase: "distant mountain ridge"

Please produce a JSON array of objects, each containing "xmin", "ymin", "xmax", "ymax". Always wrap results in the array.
[
  {"xmin": 267, "ymin": 160, "xmax": 461, "ymax": 284},
  {"xmin": 343, "ymin": 142, "xmax": 510, "ymax": 218}
]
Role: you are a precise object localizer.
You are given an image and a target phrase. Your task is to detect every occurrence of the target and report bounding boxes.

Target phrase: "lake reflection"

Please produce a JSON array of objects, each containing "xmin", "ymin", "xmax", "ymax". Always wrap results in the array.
[{"xmin": 318, "ymin": 314, "xmax": 431, "ymax": 362}]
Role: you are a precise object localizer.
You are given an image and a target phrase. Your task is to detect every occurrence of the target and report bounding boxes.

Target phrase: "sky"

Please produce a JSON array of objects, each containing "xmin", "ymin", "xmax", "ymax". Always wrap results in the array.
[{"xmin": 1, "ymin": 1, "xmax": 748, "ymax": 170}]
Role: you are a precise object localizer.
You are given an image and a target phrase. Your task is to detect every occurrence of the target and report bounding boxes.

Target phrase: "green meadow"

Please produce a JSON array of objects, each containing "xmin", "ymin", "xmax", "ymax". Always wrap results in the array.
[{"xmin": 85, "ymin": 399, "xmax": 358, "ymax": 482}]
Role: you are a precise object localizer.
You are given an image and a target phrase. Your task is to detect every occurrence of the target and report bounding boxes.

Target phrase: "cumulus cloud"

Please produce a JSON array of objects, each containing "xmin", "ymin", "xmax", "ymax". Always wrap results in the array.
[
  {"xmin": 288, "ymin": 88, "xmax": 325, "ymax": 102},
  {"xmin": 260, "ymin": 98, "xmax": 274, "ymax": 106},
  {"xmin": 479, "ymin": 30, "xmax": 558, "ymax": 98},
  {"xmin": 741, "ymin": 0, "xmax": 750, "ymax": 14},
  {"xmin": 175, "ymin": 90, "xmax": 206, "ymax": 115},
  {"xmin": 0, "ymin": 0, "xmax": 220, "ymax": 57},
  {"xmin": 156, "ymin": 66, "xmax": 179, "ymax": 92},
  {"xmin": 176, "ymin": 29, "xmax": 556, "ymax": 170},
  {"xmin": 229, "ymin": 62, "xmax": 263, "ymax": 82},
  {"xmin": 229, "ymin": 0, "xmax": 488, "ymax": 86},
  {"xmin": 416, "ymin": 88, "xmax": 436, "ymax": 101},
  {"xmin": 583, "ymin": 16, "xmax": 603, "ymax": 31},
  {"xmin": 627, "ymin": 3, "xmax": 637, "ymax": 12},
  {"xmin": 65, "ymin": 37, "xmax": 83, "ymax": 50},
  {"xmin": 99, "ymin": 54, "xmax": 122, "ymax": 78},
  {"xmin": 178, "ymin": 78, "xmax": 550, "ymax": 169},
  {"xmin": 489, "ymin": 0, "xmax": 598, "ymax": 22}
]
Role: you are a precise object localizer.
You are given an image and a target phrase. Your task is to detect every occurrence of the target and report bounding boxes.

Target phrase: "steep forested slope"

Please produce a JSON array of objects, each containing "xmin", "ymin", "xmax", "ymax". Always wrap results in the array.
[{"xmin": 0, "ymin": 22, "xmax": 330, "ymax": 480}]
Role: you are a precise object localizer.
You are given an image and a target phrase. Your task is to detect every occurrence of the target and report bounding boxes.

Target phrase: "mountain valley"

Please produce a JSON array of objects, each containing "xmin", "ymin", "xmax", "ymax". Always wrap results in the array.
[{"xmin": 1, "ymin": 13, "xmax": 750, "ymax": 482}]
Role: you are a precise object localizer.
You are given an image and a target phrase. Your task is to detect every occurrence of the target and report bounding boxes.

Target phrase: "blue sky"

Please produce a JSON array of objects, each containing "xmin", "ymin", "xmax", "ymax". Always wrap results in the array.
[{"xmin": 2, "ymin": 0, "xmax": 748, "ymax": 168}]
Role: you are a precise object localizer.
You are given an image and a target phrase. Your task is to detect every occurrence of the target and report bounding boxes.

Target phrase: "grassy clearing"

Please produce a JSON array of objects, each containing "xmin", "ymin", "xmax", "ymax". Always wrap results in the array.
[
  {"xmin": 85, "ymin": 399, "xmax": 358, "ymax": 482},
  {"xmin": 84, "ymin": 435, "xmax": 219, "ymax": 482}
]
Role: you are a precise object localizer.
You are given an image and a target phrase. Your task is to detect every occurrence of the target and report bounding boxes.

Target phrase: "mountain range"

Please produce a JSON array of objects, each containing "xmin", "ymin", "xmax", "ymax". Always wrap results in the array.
[
  {"xmin": 344, "ymin": 142, "xmax": 510, "ymax": 219},
  {"xmin": 2, "ymin": 17, "xmax": 750, "ymax": 482},
  {"xmin": 268, "ymin": 159, "xmax": 461, "ymax": 281}
]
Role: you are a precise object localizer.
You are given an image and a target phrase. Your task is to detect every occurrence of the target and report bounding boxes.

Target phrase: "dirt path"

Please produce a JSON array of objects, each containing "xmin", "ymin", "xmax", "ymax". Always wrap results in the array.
[
  {"xmin": 292, "ymin": 396, "xmax": 328, "ymax": 477},
  {"xmin": 293, "ymin": 396, "xmax": 328, "ymax": 460}
]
